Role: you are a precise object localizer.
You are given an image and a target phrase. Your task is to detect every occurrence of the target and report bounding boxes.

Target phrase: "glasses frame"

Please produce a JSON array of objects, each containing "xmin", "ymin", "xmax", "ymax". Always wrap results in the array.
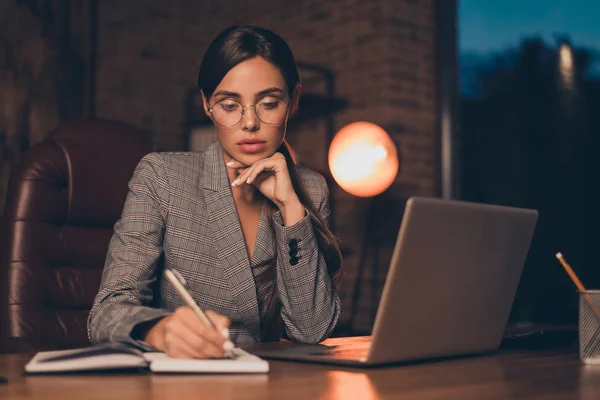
[{"xmin": 208, "ymin": 98, "xmax": 289, "ymax": 127}]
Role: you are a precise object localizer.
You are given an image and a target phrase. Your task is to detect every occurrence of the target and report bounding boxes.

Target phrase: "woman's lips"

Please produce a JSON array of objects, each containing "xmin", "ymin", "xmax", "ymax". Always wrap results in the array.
[{"xmin": 237, "ymin": 141, "xmax": 267, "ymax": 154}]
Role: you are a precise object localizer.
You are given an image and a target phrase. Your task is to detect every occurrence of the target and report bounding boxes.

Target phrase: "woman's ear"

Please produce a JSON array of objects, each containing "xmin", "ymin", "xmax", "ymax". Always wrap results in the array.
[{"xmin": 200, "ymin": 90, "xmax": 211, "ymax": 118}]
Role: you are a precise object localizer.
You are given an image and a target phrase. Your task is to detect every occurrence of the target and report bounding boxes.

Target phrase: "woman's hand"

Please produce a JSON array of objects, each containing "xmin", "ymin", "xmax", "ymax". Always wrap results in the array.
[
  {"xmin": 143, "ymin": 307, "xmax": 233, "ymax": 359},
  {"xmin": 227, "ymin": 153, "xmax": 305, "ymax": 225}
]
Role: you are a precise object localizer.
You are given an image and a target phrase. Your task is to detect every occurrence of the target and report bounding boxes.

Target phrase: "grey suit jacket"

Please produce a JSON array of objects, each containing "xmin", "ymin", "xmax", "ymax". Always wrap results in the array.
[{"xmin": 87, "ymin": 141, "xmax": 341, "ymax": 347}]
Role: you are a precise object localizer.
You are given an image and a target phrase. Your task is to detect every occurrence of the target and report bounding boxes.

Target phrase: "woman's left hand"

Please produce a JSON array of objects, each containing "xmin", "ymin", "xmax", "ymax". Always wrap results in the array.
[{"xmin": 227, "ymin": 152, "xmax": 299, "ymax": 210}]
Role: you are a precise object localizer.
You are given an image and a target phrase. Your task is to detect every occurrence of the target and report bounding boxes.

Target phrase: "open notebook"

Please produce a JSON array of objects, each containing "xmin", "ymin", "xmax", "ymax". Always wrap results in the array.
[{"xmin": 24, "ymin": 343, "xmax": 269, "ymax": 374}]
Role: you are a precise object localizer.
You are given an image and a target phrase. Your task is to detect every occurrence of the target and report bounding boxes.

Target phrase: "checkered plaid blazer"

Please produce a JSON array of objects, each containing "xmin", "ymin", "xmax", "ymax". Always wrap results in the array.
[{"xmin": 87, "ymin": 140, "xmax": 341, "ymax": 348}]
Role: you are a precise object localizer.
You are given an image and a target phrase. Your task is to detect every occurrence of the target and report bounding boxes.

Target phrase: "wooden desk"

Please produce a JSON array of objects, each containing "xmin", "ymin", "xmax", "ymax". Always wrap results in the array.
[{"xmin": 1, "ymin": 337, "xmax": 599, "ymax": 399}]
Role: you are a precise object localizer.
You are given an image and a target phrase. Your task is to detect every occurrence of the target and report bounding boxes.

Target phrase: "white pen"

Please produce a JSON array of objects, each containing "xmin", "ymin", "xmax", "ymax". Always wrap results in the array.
[{"xmin": 164, "ymin": 268, "xmax": 235, "ymax": 357}]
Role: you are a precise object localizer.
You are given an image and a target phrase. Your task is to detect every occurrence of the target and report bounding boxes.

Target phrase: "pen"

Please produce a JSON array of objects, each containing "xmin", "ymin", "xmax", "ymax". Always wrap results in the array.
[{"xmin": 164, "ymin": 268, "xmax": 235, "ymax": 357}]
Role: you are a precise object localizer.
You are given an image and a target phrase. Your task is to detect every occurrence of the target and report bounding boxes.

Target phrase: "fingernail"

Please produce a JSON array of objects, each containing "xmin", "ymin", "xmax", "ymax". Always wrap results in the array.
[
  {"xmin": 223, "ymin": 340, "xmax": 234, "ymax": 352},
  {"xmin": 246, "ymin": 178, "xmax": 252, "ymax": 184},
  {"xmin": 231, "ymin": 179, "xmax": 239, "ymax": 187},
  {"xmin": 221, "ymin": 328, "xmax": 230, "ymax": 338},
  {"xmin": 226, "ymin": 161, "xmax": 235, "ymax": 167}
]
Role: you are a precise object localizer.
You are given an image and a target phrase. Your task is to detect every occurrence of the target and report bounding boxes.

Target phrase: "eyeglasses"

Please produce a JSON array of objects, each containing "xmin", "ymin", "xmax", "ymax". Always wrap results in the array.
[{"xmin": 208, "ymin": 98, "xmax": 288, "ymax": 127}]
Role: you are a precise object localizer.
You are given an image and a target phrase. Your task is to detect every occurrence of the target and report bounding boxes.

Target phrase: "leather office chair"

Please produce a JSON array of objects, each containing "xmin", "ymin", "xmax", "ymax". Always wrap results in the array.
[{"xmin": 0, "ymin": 119, "xmax": 154, "ymax": 353}]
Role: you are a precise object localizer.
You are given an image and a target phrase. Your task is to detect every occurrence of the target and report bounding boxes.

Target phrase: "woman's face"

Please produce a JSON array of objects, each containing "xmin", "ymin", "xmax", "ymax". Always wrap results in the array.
[{"xmin": 203, "ymin": 56, "xmax": 291, "ymax": 167}]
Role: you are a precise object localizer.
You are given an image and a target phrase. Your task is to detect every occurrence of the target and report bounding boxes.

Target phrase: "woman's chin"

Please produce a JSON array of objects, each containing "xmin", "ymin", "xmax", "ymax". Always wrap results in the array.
[{"xmin": 234, "ymin": 150, "xmax": 275, "ymax": 165}]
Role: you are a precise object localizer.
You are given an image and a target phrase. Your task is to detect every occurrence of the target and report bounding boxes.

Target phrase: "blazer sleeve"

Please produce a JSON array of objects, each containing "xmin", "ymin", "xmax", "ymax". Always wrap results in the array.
[
  {"xmin": 271, "ymin": 173, "xmax": 341, "ymax": 344},
  {"xmin": 87, "ymin": 153, "xmax": 172, "ymax": 349}
]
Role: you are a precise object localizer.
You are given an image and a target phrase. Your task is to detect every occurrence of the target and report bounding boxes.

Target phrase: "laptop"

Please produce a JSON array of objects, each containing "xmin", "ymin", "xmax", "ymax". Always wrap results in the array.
[{"xmin": 250, "ymin": 196, "xmax": 538, "ymax": 366}]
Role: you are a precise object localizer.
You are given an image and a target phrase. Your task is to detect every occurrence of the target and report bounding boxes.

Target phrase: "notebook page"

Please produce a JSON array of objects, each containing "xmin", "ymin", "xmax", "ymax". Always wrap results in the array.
[{"xmin": 145, "ymin": 348, "xmax": 269, "ymax": 373}]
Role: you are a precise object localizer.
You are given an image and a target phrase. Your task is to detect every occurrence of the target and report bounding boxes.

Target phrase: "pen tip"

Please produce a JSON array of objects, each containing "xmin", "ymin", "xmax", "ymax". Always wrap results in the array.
[{"xmin": 223, "ymin": 340, "xmax": 234, "ymax": 352}]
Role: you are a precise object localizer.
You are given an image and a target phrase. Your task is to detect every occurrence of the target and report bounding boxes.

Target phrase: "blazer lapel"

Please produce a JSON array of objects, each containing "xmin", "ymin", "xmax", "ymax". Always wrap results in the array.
[
  {"xmin": 249, "ymin": 203, "xmax": 275, "ymax": 266},
  {"xmin": 203, "ymin": 141, "xmax": 261, "ymax": 341}
]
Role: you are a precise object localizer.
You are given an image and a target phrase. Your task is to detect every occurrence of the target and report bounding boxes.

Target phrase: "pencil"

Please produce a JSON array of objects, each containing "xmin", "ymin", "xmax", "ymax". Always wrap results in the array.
[
  {"xmin": 557, "ymin": 252, "xmax": 600, "ymax": 357},
  {"xmin": 556, "ymin": 252, "xmax": 586, "ymax": 292},
  {"xmin": 556, "ymin": 252, "xmax": 600, "ymax": 318}
]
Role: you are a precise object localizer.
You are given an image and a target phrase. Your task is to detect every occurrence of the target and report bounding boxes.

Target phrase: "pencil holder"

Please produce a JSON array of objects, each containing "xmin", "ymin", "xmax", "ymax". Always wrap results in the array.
[{"xmin": 579, "ymin": 290, "xmax": 600, "ymax": 363}]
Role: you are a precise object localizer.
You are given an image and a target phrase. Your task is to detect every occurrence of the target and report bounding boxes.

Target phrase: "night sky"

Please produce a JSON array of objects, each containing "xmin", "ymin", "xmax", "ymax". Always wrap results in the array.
[
  {"xmin": 459, "ymin": 0, "xmax": 600, "ymax": 92},
  {"xmin": 459, "ymin": 0, "xmax": 600, "ymax": 53}
]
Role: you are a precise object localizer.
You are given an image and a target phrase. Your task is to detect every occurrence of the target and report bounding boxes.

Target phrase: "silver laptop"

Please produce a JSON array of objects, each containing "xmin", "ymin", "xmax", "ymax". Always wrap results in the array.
[{"xmin": 250, "ymin": 196, "xmax": 538, "ymax": 366}]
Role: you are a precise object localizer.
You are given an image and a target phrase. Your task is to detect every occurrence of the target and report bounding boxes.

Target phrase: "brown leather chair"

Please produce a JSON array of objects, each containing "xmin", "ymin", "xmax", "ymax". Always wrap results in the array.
[{"xmin": 0, "ymin": 119, "xmax": 154, "ymax": 353}]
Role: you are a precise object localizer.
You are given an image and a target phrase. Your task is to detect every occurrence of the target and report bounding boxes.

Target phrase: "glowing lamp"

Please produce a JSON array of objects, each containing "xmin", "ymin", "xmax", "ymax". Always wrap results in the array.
[{"xmin": 328, "ymin": 122, "xmax": 399, "ymax": 197}]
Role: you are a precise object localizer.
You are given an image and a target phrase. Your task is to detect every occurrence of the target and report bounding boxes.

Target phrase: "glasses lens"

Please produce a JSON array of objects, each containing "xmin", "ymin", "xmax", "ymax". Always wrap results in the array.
[
  {"xmin": 211, "ymin": 99, "xmax": 288, "ymax": 127},
  {"xmin": 211, "ymin": 100, "xmax": 243, "ymax": 127},
  {"xmin": 256, "ymin": 98, "xmax": 287, "ymax": 124}
]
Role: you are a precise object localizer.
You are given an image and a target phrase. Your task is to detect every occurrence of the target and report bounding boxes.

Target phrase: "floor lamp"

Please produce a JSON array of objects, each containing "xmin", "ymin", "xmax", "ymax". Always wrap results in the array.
[{"xmin": 328, "ymin": 122, "xmax": 399, "ymax": 334}]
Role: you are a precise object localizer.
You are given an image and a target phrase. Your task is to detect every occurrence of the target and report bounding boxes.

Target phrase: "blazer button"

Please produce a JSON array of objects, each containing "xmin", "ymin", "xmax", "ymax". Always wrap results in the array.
[
  {"xmin": 290, "ymin": 256, "xmax": 299, "ymax": 266},
  {"xmin": 289, "ymin": 247, "xmax": 298, "ymax": 257},
  {"xmin": 288, "ymin": 239, "xmax": 298, "ymax": 247}
]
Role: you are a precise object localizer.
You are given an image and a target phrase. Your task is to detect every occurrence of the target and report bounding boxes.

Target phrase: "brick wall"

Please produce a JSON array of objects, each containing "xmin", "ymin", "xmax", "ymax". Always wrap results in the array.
[
  {"xmin": 95, "ymin": 0, "xmax": 439, "ymax": 334},
  {"xmin": 0, "ymin": 0, "xmax": 92, "ymax": 214}
]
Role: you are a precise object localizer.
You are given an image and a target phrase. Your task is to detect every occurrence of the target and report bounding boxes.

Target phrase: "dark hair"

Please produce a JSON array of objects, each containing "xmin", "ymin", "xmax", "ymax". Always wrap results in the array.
[
  {"xmin": 198, "ymin": 25, "xmax": 300, "ymax": 114},
  {"xmin": 197, "ymin": 26, "xmax": 342, "ymax": 286}
]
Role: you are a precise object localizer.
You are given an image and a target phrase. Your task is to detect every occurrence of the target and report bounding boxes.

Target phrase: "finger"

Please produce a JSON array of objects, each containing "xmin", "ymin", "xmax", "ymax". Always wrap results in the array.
[
  {"xmin": 226, "ymin": 159, "xmax": 248, "ymax": 184},
  {"xmin": 178, "ymin": 329, "xmax": 225, "ymax": 359},
  {"xmin": 231, "ymin": 164, "xmax": 256, "ymax": 187},
  {"xmin": 166, "ymin": 335, "xmax": 219, "ymax": 359},
  {"xmin": 177, "ymin": 307, "xmax": 229, "ymax": 353},
  {"xmin": 174, "ymin": 307, "xmax": 224, "ymax": 344},
  {"xmin": 206, "ymin": 310, "xmax": 231, "ymax": 339},
  {"xmin": 164, "ymin": 337, "xmax": 204, "ymax": 359},
  {"xmin": 251, "ymin": 171, "xmax": 272, "ymax": 186},
  {"xmin": 170, "ymin": 310, "xmax": 226, "ymax": 358},
  {"xmin": 246, "ymin": 163, "xmax": 271, "ymax": 184},
  {"xmin": 204, "ymin": 311, "xmax": 235, "ymax": 357},
  {"xmin": 247, "ymin": 158, "xmax": 285, "ymax": 184},
  {"xmin": 225, "ymin": 159, "xmax": 246, "ymax": 169},
  {"xmin": 231, "ymin": 155, "xmax": 285, "ymax": 186},
  {"xmin": 163, "ymin": 320, "xmax": 209, "ymax": 359}
]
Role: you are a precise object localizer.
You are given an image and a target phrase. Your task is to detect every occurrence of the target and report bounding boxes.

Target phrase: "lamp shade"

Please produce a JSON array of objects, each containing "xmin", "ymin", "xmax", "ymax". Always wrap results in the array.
[{"xmin": 328, "ymin": 122, "xmax": 399, "ymax": 197}]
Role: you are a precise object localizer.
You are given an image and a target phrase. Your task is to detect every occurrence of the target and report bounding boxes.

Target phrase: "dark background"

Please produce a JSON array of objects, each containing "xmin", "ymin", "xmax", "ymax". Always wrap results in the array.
[{"xmin": 459, "ymin": 0, "xmax": 598, "ymax": 327}]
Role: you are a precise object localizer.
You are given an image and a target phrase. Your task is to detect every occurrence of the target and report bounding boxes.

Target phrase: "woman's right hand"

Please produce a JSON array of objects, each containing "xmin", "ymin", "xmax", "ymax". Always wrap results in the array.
[{"xmin": 143, "ymin": 307, "xmax": 233, "ymax": 358}]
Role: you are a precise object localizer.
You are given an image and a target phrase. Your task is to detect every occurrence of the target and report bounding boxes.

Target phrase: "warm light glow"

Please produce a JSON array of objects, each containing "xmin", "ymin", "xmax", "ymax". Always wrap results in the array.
[
  {"xmin": 324, "ymin": 371, "xmax": 378, "ymax": 399},
  {"xmin": 559, "ymin": 43, "xmax": 574, "ymax": 89},
  {"xmin": 560, "ymin": 44, "xmax": 573, "ymax": 71},
  {"xmin": 328, "ymin": 122, "xmax": 399, "ymax": 197}
]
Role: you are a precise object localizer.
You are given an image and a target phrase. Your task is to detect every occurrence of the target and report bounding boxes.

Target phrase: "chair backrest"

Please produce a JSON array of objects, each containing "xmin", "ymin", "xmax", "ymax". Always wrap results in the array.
[{"xmin": 0, "ymin": 119, "xmax": 154, "ymax": 353}]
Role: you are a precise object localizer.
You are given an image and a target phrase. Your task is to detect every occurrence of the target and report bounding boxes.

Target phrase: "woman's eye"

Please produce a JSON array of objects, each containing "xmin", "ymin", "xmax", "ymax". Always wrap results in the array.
[
  {"xmin": 218, "ymin": 102, "xmax": 239, "ymax": 112},
  {"xmin": 259, "ymin": 99, "xmax": 282, "ymax": 109}
]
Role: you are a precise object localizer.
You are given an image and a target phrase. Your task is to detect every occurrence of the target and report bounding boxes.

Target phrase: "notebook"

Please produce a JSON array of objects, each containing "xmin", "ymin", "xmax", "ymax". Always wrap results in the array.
[
  {"xmin": 24, "ymin": 343, "xmax": 269, "ymax": 374},
  {"xmin": 250, "ymin": 196, "xmax": 538, "ymax": 366}
]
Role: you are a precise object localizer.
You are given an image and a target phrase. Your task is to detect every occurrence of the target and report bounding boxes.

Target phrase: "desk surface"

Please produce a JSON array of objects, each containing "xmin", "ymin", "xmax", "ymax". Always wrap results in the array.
[{"xmin": 0, "ymin": 337, "xmax": 599, "ymax": 400}]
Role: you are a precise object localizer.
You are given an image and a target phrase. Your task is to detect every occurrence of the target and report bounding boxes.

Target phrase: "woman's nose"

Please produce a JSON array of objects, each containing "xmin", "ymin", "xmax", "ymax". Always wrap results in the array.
[{"xmin": 241, "ymin": 105, "xmax": 259, "ymax": 130}]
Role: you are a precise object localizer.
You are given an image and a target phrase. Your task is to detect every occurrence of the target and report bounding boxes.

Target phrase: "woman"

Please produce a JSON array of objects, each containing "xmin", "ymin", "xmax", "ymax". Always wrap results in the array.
[{"xmin": 87, "ymin": 25, "xmax": 343, "ymax": 359}]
